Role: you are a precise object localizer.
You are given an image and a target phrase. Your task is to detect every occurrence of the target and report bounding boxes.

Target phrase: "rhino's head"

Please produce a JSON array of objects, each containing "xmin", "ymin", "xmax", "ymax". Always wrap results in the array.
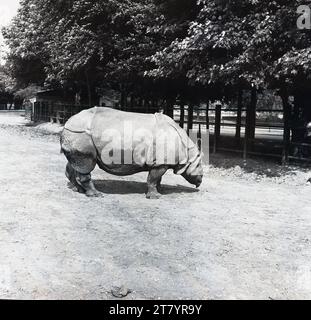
[
  {"xmin": 181, "ymin": 153, "xmax": 204, "ymax": 188},
  {"xmin": 306, "ymin": 122, "xmax": 311, "ymax": 137}
]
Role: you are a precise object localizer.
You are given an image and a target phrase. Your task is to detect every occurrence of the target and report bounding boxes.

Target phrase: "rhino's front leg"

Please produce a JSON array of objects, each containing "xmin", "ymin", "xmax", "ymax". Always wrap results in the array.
[
  {"xmin": 157, "ymin": 177, "xmax": 162, "ymax": 193},
  {"xmin": 76, "ymin": 172, "xmax": 102, "ymax": 197},
  {"xmin": 146, "ymin": 166, "xmax": 168, "ymax": 199}
]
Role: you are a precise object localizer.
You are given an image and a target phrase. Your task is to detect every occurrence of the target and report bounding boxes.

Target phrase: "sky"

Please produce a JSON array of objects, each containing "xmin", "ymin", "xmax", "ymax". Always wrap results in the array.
[{"xmin": 0, "ymin": 0, "xmax": 20, "ymax": 62}]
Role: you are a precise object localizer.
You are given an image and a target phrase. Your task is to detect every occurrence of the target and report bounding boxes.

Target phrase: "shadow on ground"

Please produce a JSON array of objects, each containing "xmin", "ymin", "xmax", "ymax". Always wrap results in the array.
[{"xmin": 93, "ymin": 179, "xmax": 199, "ymax": 195}]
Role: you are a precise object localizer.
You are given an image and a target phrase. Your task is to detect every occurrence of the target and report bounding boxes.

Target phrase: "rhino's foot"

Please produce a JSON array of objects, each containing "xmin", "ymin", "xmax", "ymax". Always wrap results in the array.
[
  {"xmin": 86, "ymin": 189, "xmax": 103, "ymax": 198},
  {"xmin": 146, "ymin": 191, "xmax": 161, "ymax": 200},
  {"xmin": 68, "ymin": 182, "xmax": 85, "ymax": 194}
]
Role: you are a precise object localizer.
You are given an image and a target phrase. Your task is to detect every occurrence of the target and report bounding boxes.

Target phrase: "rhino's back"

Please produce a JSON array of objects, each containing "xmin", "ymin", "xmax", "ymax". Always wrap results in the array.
[
  {"xmin": 90, "ymin": 107, "xmax": 157, "ymax": 135},
  {"xmin": 64, "ymin": 107, "xmax": 98, "ymax": 133}
]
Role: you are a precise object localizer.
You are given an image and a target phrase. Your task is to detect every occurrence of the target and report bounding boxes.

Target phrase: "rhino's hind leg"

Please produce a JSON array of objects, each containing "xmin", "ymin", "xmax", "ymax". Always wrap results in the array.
[
  {"xmin": 146, "ymin": 166, "xmax": 168, "ymax": 199},
  {"xmin": 65, "ymin": 154, "xmax": 101, "ymax": 197},
  {"xmin": 65, "ymin": 162, "xmax": 84, "ymax": 193},
  {"xmin": 69, "ymin": 152, "xmax": 101, "ymax": 197},
  {"xmin": 62, "ymin": 130, "xmax": 101, "ymax": 197}
]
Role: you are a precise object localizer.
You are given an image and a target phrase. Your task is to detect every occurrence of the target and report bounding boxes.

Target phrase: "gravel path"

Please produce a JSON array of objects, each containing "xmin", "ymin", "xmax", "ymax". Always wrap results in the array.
[{"xmin": 0, "ymin": 112, "xmax": 311, "ymax": 300}]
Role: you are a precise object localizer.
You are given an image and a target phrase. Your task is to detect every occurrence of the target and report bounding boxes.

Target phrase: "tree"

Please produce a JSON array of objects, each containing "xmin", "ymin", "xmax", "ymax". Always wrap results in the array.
[
  {"xmin": 149, "ymin": 0, "xmax": 311, "ymax": 143},
  {"xmin": 3, "ymin": 0, "xmax": 167, "ymax": 106},
  {"xmin": 3, "ymin": 0, "xmax": 311, "ymax": 137},
  {"xmin": 0, "ymin": 65, "xmax": 20, "ymax": 108}
]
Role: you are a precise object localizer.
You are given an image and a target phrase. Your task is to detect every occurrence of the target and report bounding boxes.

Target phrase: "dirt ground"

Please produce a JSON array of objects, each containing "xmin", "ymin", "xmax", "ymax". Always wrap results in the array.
[{"xmin": 0, "ymin": 111, "xmax": 311, "ymax": 300}]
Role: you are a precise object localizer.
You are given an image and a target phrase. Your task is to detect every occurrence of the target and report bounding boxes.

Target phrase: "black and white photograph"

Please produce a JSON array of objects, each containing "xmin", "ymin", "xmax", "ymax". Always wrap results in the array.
[{"xmin": 1, "ymin": 0, "xmax": 311, "ymax": 305}]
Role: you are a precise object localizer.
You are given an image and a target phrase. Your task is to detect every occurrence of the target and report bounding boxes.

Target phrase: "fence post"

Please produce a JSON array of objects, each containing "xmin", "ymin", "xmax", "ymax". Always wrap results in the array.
[{"xmin": 213, "ymin": 104, "xmax": 221, "ymax": 153}]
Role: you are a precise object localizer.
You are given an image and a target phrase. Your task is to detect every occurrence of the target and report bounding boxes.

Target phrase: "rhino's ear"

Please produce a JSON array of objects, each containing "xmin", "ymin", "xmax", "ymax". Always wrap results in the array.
[
  {"xmin": 186, "ymin": 154, "xmax": 202, "ymax": 175},
  {"xmin": 174, "ymin": 164, "xmax": 188, "ymax": 175}
]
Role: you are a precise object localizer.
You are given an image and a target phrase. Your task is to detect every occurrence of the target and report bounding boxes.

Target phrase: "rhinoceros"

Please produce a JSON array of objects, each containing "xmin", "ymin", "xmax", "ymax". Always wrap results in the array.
[{"xmin": 60, "ymin": 107, "xmax": 203, "ymax": 199}]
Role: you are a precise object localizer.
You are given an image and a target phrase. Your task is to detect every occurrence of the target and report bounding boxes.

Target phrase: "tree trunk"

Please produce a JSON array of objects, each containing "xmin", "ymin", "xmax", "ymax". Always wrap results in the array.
[
  {"xmin": 206, "ymin": 100, "xmax": 210, "ymax": 130},
  {"xmin": 138, "ymin": 97, "xmax": 143, "ymax": 113},
  {"xmin": 167, "ymin": 99, "xmax": 174, "ymax": 119},
  {"xmin": 248, "ymin": 88, "xmax": 257, "ymax": 141},
  {"xmin": 187, "ymin": 104, "xmax": 194, "ymax": 134},
  {"xmin": 75, "ymin": 92, "xmax": 81, "ymax": 106},
  {"xmin": 213, "ymin": 104, "xmax": 221, "ymax": 153},
  {"xmin": 235, "ymin": 90, "xmax": 243, "ymax": 140},
  {"xmin": 152, "ymin": 99, "xmax": 158, "ymax": 113},
  {"xmin": 130, "ymin": 95, "xmax": 135, "ymax": 111},
  {"xmin": 84, "ymin": 69, "xmax": 92, "ymax": 108},
  {"xmin": 280, "ymin": 89, "xmax": 292, "ymax": 165},
  {"xmin": 292, "ymin": 93, "xmax": 305, "ymax": 144},
  {"xmin": 244, "ymin": 88, "xmax": 257, "ymax": 158},
  {"xmin": 180, "ymin": 102, "xmax": 185, "ymax": 128},
  {"xmin": 120, "ymin": 91, "xmax": 126, "ymax": 110}
]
